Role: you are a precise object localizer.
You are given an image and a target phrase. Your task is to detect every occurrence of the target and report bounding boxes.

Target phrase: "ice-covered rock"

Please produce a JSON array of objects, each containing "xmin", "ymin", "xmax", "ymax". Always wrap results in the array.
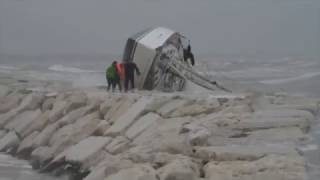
[
  {"xmin": 5, "ymin": 109, "xmax": 41, "ymax": 137},
  {"xmin": 0, "ymin": 93, "xmax": 44, "ymax": 127},
  {"xmin": 234, "ymin": 115, "xmax": 310, "ymax": 132},
  {"xmin": 57, "ymin": 103, "xmax": 98, "ymax": 126},
  {"xmin": 64, "ymin": 91, "xmax": 88, "ymax": 113},
  {"xmin": 48, "ymin": 100, "xmax": 68, "ymax": 123},
  {"xmin": 204, "ymin": 155, "xmax": 306, "ymax": 180},
  {"xmin": 170, "ymin": 103, "xmax": 218, "ymax": 117},
  {"xmin": 33, "ymin": 122, "xmax": 60, "ymax": 146},
  {"xmin": 0, "ymin": 109, "xmax": 19, "ymax": 128},
  {"xmin": 0, "ymin": 131, "xmax": 20, "ymax": 152},
  {"xmin": 105, "ymin": 136, "xmax": 130, "ymax": 154},
  {"xmin": 192, "ymin": 144, "xmax": 299, "ymax": 161},
  {"xmin": 42, "ymin": 97, "xmax": 55, "ymax": 111},
  {"xmin": 104, "ymin": 164, "xmax": 158, "ymax": 180},
  {"xmin": 55, "ymin": 136, "xmax": 112, "ymax": 165},
  {"xmin": 104, "ymin": 96, "xmax": 134, "ymax": 123},
  {"xmin": 182, "ymin": 123, "xmax": 211, "ymax": 146},
  {"xmin": 31, "ymin": 146, "xmax": 54, "ymax": 169},
  {"xmin": 94, "ymin": 120, "xmax": 111, "ymax": 136},
  {"xmin": 125, "ymin": 112, "xmax": 160, "ymax": 140},
  {"xmin": 105, "ymin": 97, "xmax": 153, "ymax": 136},
  {"xmin": 157, "ymin": 99, "xmax": 189, "ymax": 117},
  {"xmin": 247, "ymin": 127, "xmax": 307, "ymax": 143},
  {"xmin": 17, "ymin": 131, "xmax": 39, "ymax": 157},
  {"xmin": 158, "ymin": 157, "xmax": 200, "ymax": 180},
  {"xmin": 0, "ymin": 85, "xmax": 10, "ymax": 97},
  {"xmin": 0, "ymin": 130, "xmax": 6, "ymax": 139},
  {"xmin": 84, "ymin": 153, "xmax": 134, "ymax": 180},
  {"xmin": 16, "ymin": 93, "xmax": 45, "ymax": 112},
  {"xmin": 0, "ymin": 92, "xmax": 22, "ymax": 113},
  {"xmin": 21, "ymin": 111, "xmax": 50, "ymax": 138},
  {"xmin": 49, "ymin": 113, "xmax": 101, "ymax": 155},
  {"xmin": 99, "ymin": 97, "xmax": 117, "ymax": 116}
]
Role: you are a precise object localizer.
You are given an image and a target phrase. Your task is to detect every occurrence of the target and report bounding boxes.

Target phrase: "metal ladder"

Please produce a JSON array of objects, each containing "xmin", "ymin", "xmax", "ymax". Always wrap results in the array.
[{"xmin": 166, "ymin": 57, "xmax": 232, "ymax": 92}]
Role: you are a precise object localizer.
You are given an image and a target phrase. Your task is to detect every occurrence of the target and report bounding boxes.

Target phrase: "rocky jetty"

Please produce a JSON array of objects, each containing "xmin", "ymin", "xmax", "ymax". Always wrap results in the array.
[{"xmin": 0, "ymin": 80, "xmax": 319, "ymax": 180}]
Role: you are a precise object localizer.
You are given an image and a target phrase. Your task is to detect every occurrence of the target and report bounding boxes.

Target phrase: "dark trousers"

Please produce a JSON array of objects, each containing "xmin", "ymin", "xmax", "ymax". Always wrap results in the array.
[
  {"xmin": 114, "ymin": 75, "xmax": 122, "ymax": 91},
  {"xmin": 107, "ymin": 78, "xmax": 115, "ymax": 91},
  {"xmin": 125, "ymin": 75, "xmax": 134, "ymax": 91}
]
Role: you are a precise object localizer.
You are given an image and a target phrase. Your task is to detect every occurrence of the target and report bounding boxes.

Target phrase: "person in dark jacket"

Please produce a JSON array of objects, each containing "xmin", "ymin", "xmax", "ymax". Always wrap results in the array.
[
  {"xmin": 124, "ymin": 61, "xmax": 141, "ymax": 92},
  {"xmin": 183, "ymin": 45, "xmax": 195, "ymax": 66}
]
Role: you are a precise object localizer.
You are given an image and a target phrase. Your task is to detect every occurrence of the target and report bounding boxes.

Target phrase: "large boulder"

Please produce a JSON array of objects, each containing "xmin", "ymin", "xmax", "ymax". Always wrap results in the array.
[
  {"xmin": 104, "ymin": 164, "xmax": 158, "ymax": 180},
  {"xmin": 64, "ymin": 91, "xmax": 88, "ymax": 113},
  {"xmin": 157, "ymin": 99, "xmax": 190, "ymax": 118},
  {"xmin": 125, "ymin": 112, "xmax": 161, "ymax": 140},
  {"xmin": 54, "ymin": 136, "xmax": 112, "ymax": 166},
  {"xmin": 84, "ymin": 153, "xmax": 134, "ymax": 180},
  {"xmin": 50, "ymin": 112, "xmax": 100, "ymax": 146},
  {"xmin": 42, "ymin": 97, "xmax": 55, "ymax": 111},
  {"xmin": 0, "ymin": 92, "xmax": 23, "ymax": 113},
  {"xmin": 104, "ymin": 96, "xmax": 134, "ymax": 123},
  {"xmin": 49, "ymin": 113, "xmax": 101, "ymax": 156},
  {"xmin": 21, "ymin": 111, "xmax": 50, "ymax": 138},
  {"xmin": 0, "ymin": 131, "xmax": 20, "ymax": 152},
  {"xmin": 246, "ymin": 127, "xmax": 307, "ymax": 143},
  {"xmin": 104, "ymin": 97, "xmax": 154, "ymax": 137},
  {"xmin": 57, "ymin": 103, "xmax": 99, "ymax": 126},
  {"xmin": 0, "ymin": 85, "xmax": 10, "ymax": 97},
  {"xmin": 192, "ymin": 144, "xmax": 299, "ymax": 161},
  {"xmin": 105, "ymin": 136, "xmax": 130, "ymax": 154},
  {"xmin": 33, "ymin": 122, "xmax": 60, "ymax": 146},
  {"xmin": 0, "ymin": 93, "xmax": 43, "ymax": 127},
  {"xmin": 204, "ymin": 155, "xmax": 307, "ymax": 180},
  {"xmin": 5, "ymin": 109, "xmax": 41, "ymax": 137},
  {"xmin": 30, "ymin": 146, "xmax": 54, "ymax": 169},
  {"xmin": 158, "ymin": 157, "xmax": 200, "ymax": 180},
  {"xmin": 15, "ymin": 93, "xmax": 45, "ymax": 112},
  {"xmin": 48, "ymin": 100, "xmax": 68, "ymax": 123},
  {"xmin": 170, "ymin": 102, "xmax": 219, "ymax": 118},
  {"xmin": 181, "ymin": 123, "xmax": 211, "ymax": 146},
  {"xmin": 16, "ymin": 131, "xmax": 39, "ymax": 158}
]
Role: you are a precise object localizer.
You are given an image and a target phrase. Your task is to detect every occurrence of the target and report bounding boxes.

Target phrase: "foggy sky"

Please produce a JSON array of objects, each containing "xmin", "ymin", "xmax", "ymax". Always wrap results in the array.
[{"xmin": 0, "ymin": 0, "xmax": 319, "ymax": 57}]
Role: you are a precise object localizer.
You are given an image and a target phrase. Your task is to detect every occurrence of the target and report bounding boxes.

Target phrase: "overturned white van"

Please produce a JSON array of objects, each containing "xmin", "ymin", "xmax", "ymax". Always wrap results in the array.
[{"xmin": 122, "ymin": 27, "xmax": 230, "ymax": 92}]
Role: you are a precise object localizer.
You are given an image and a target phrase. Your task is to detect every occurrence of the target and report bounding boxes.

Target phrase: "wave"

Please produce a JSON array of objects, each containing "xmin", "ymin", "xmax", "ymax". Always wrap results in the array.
[
  {"xmin": 260, "ymin": 71, "xmax": 320, "ymax": 84},
  {"xmin": 0, "ymin": 65, "xmax": 19, "ymax": 70},
  {"xmin": 48, "ymin": 64, "xmax": 98, "ymax": 73}
]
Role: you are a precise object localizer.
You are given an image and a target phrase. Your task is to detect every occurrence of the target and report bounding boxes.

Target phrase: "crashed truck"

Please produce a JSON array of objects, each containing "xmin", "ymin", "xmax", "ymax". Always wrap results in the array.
[{"xmin": 122, "ymin": 27, "xmax": 230, "ymax": 92}]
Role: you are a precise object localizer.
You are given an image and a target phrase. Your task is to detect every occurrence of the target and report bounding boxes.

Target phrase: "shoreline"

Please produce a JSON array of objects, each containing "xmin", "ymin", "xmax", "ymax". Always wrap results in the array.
[{"xmin": 0, "ymin": 74, "xmax": 319, "ymax": 180}]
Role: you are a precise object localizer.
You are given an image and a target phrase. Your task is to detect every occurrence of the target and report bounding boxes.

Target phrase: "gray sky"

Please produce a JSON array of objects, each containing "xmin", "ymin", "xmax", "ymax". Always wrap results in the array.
[{"xmin": 0, "ymin": 0, "xmax": 319, "ymax": 57}]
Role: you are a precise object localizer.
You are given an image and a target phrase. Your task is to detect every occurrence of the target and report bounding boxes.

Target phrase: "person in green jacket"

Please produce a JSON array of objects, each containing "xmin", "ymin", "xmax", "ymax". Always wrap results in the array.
[{"xmin": 106, "ymin": 62, "xmax": 117, "ymax": 91}]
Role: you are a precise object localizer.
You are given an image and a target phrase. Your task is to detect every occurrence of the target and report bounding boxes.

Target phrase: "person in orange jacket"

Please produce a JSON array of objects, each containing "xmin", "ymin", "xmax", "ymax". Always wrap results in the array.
[{"xmin": 113, "ymin": 61, "xmax": 122, "ymax": 91}]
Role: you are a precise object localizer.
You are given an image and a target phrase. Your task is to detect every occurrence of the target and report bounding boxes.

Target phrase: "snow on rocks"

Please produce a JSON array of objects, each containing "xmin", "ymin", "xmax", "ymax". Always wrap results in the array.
[
  {"xmin": 104, "ymin": 97, "xmax": 154, "ymax": 136},
  {"xmin": 156, "ymin": 98, "xmax": 190, "ymax": 117},
  {"xmin": 4, "ymin": 109, "xmax": 41, "ymax": 137},
  {"xmin": 54, "ymin": 136, "xmax": 112, "ymax": 165},
  {"xmin": 157, "ymin": 157, "xmax": 200, "ymax": 180},
  {"xmin": 125, "ymin": 112, "xmax": 161, "ymax": 140},
  {"xmin": 104, "ymin": 164, "xmax": 158, "ymax": 180},
  {"xmin": 0, "ymin": 83, "xmax": 318, "ymax": 180},
  {"xmin": 0, "ymin": 84, "xmax": 10, "ymax": 97},
  {"xmin": 0, "ymin": 131, "xmax": 20, "ymax": 152},
  {"xmin": 204, "ymin": 154, "xmax": 307, "ymax": 180}
]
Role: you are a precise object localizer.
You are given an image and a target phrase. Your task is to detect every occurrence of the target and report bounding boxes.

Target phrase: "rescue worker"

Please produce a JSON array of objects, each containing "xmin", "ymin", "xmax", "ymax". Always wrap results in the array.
[
  {"xmin": 114, "ymin": 61, "xmax": 122, "ymax": 92},
  {"xmin": 124, "ymin": 61, "xmax": 141, "ymax": 92},
  {"xmin": 115, "ymin": 61, "xmax": 125, "ymax": 89},
  {"xmin": 183, "ymin": 45, "xmax": 195, "ymax": 66},
  {"xmin": 106, "ymin": 62, "xmax": 116, "ymax": 91}
]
